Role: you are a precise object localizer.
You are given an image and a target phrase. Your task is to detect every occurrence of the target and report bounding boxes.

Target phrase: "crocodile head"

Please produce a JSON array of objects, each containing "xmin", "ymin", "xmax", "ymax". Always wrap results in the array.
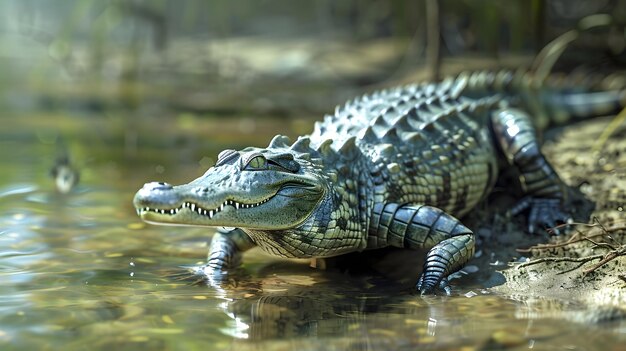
[{"xmin": 133, "ymin": 148, "xmax": 328, "ymax": 230}]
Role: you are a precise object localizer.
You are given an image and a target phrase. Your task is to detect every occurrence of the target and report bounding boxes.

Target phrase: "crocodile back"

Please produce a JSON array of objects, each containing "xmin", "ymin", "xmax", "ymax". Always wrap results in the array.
[{"xmin": 306, "ymin": 74, "xmax": 504, "ymax": 217}]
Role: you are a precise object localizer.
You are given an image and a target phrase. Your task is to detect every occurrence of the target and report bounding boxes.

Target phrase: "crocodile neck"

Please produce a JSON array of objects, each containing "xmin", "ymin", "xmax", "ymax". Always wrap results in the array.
[{"xmin": 243, "ymin": 153, "xmax": 370, "ymax": 258}]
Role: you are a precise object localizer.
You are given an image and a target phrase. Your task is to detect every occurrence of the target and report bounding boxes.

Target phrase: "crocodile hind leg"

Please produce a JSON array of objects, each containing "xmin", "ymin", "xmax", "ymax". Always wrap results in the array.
[
  {"xmin": 491, "ymin": 108, "xmax": 571, "ymax": 234},
  {"xmin": 198, "ymin": 227, "xmax": 256, "ymax": 281},
  {"xmin": 369, "ymin": 203, "xmax": 475, "ymax": 295}
]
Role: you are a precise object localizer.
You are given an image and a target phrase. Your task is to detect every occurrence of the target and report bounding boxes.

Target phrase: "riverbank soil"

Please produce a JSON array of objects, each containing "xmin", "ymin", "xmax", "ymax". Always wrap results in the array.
[{"xmin": 480, "ymin": 115, "xmax": 626, "ymax": 307}]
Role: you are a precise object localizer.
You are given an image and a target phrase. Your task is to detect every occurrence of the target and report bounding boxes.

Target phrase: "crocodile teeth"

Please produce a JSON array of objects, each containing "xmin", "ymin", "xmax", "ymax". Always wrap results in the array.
[{"xmin": 142, "ymin": 196, "xmax": 273, "ymax": 218}]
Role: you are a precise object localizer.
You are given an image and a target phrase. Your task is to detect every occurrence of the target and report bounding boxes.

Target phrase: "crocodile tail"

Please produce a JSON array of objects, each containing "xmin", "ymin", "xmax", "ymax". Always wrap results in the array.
[
  {"xmin": 510, "ymin": 70, "xmax": 626, "ymax": 129},
  {"xmin": 454, "ymin": 69, "xmax": 626, "ymax": 129},
  {"xmin": 539, "ymin": 88, "xmax": 626, "ymax": 127}
]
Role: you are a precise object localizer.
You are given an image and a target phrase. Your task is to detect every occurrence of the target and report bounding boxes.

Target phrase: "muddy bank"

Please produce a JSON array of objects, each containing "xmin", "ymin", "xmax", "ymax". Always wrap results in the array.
[{"xmin": 484, "ymin": 116, "xmax": 626, "ymax": 307}]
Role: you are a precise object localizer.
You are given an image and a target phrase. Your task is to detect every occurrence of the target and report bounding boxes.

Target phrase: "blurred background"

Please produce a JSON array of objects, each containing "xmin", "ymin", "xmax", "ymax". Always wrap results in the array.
[{"xmin": 2, "ymin": 0, "xmax": 625, "ymax": 188}]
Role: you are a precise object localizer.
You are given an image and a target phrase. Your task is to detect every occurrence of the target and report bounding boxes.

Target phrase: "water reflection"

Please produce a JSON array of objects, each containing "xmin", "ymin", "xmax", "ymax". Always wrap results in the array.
[{"xmin": 191, "ymin": 261, "xmax": 626, "ymax": 350}]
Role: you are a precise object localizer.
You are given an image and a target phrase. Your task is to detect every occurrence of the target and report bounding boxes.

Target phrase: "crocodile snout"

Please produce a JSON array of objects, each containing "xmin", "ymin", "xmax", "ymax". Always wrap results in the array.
[
  {"xmin": 134, "ymin": 181, "xmax": 180, "ymax": 210},
  {"xmin": 142, "ymin": 182, "xmax": 173, "ymax": 191}
]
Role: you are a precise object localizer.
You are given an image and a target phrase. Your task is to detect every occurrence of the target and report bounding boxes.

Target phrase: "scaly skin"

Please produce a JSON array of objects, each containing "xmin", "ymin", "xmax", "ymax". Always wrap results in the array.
[{"xmin": 133, "ymin": 70, "xmax": 623, "ymax": 294}]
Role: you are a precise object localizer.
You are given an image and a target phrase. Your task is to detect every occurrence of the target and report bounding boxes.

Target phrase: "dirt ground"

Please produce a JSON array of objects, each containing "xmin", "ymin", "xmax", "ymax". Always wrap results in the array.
[{"xmin": 480, "ymin": 115, "xmax": 626, "ymax": 307}]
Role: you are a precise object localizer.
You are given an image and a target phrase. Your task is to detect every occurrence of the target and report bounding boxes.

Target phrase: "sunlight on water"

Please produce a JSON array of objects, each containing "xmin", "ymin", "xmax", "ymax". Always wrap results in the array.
[{"xmin": 0, "ymin": 184, "xmax": 38, "ymax": 198}]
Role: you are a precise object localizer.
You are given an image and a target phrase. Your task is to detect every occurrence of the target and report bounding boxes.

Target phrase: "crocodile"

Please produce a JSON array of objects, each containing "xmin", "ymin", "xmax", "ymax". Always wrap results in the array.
[{"xmin": 133, "ymin": 70, "xmax": 624, "ymax": 294}]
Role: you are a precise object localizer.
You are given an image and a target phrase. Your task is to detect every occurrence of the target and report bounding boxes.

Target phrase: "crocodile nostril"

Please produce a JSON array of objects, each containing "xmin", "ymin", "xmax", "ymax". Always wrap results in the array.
[
  {"xmin": 194, "ymin": 187, "xmax": 209, "ymax": 194},
  {"xmin": 144, "ymin": 182, "xmax": 173, "ymax": 191}
]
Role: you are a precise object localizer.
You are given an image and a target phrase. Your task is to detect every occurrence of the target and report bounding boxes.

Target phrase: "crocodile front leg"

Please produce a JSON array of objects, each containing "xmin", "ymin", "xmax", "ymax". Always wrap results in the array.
[
  {"xmin": 369, "ymin": 203, "xmax": 475, "ymax": 295},
  {"xmin": 491, "ymin": 108, "xmax": 571, "ymax": 234},
  {"xmin": 198, "ymin": 227, "xmax": 256, "ymax": 279}
]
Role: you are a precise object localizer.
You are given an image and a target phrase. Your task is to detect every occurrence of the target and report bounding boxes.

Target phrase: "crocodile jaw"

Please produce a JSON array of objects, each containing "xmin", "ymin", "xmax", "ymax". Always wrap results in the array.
[
  {"xmin": 133, "ymin": 175, "xmax": 326, "ymax": 230},
  {"xmin": 136, "ymin": 197, "xmax": 272, "ymax": 224}
]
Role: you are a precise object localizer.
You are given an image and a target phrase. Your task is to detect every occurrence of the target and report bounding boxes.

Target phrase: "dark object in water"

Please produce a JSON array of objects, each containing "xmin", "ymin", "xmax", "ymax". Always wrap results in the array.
[{"xmin": 50, "ymin": 155, "xmax": 79, "ymax": 194}]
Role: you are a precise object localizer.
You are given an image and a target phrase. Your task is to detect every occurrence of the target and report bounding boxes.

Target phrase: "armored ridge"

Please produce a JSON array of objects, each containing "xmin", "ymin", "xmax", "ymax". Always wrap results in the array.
[{"xmin": 133, "ymin": 69, "xmax": 624, "ymax": 294}]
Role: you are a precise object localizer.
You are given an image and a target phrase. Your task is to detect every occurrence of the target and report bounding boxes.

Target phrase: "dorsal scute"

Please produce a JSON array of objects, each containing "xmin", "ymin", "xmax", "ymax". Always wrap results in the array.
[
  {"xmin": 290, "ymin": 136, "xmax": 312, "ymax": 153},
  {"xmin": 334, "ymin": 104, "xmax": 343, "ymax": 116},
  {"xmin": 324, "ymin": 114, "xmax": 333, "ymax": 125},
  {"xmin": 424, "ymin": 96, "xmax": 445, "ymax": 116},
  {"xmin": 437, "ymin": 77, "xmax": 454, "ymax": 95},
  {"xmin": 450, "ymin": 72, "xmax": 469, "ymax": 98},
  {"xmin": 337, "ymin": 136, "xmax": 358, "ymax": 159},
  {"xmin": 494, "ymin": 70, "xmax": 514, "ymax": 91},
  {"xmin": 268, "ymin": 134, "xmax": 292, "ymax": 148},
  {"xmin": 372, "ymin": 113, "xmax": 387, "ymax": 128},
  {"xmin": 382, "ymin": 127, "xmax": 399, "ymax": 143},
  {"xmin": 432, "ymin": 106, "xmax": 456, "ymax": 123},
  {"xmin": 424, "ymin": 83, "xmax": 437, "ymax": 97},
  {"xmin": 313, "ymin": 121, "xmax": 325, "ymax": 135},
  {"xmin": 468, "ymin": 70, "xmax": 496, "ymax": 91},
  {"xmin": 420, "ymin": 121, "xmax": 437, "ymax": 133},
  {"xmin": 383, "ymin": 106, "xmax": 400, "ymax": 121},
  {"xmin": 406, "ymin": 104, "xmax": 423, "ymax": 119},
  {"xmin": 358, "ymin": 126, "xmax": 378, "ymax": 143},
  {"xmin": 316, "ymin": 139, "xmax": 335, "ymax": 159},
  {"xmin": 392, "ymin": 114, "xmax": 412, "ymax": 132},
  {"xmin": 394, "ymin": 99, "xmax": 408, "ymax": 111}
]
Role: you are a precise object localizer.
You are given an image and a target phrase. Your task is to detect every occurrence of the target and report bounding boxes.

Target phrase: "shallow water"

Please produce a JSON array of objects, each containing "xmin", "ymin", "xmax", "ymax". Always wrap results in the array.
[{"xmin": 1, "ymin": 115, "xmax": 625, "ymax": 351}]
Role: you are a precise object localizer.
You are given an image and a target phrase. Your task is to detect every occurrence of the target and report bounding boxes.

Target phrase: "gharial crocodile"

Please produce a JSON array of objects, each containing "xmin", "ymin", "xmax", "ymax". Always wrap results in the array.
[{"xmin": 133, "ymin": 70, "xmax": 624, "ymax": 294}]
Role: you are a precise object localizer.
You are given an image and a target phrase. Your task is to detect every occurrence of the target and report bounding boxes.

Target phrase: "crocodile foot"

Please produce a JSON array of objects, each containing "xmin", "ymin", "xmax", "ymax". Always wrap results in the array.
[
  {"xmin": 416, "ymin": 276, "xmax": 451, "ymax": 296},
  {"xmin": 415, "ymin": 233, "xmax": 474, "ymax": 295},
  {"xmin": 510, "ymin": 197, "xmax": 572, "ymax": 235}
]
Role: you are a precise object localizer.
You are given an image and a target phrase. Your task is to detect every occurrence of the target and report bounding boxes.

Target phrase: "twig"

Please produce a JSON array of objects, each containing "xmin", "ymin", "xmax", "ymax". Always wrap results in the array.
[
  {"xmin": 582, "ymin": 236, "xmax": 616, "ymax": 251},
  {"xmin": 516, "ymin": 230, "xmax": 585, "ymax": 252},
  {"xmin": 516, "ymin": 221, "xmax": 626, "ymax": 252},
  {"xmin": 516, "ymin": 254, "xmax": 603, "ymax": 269},
  {"xmin": 582, "ymin": 246, "xmax": 626, "ymax": 275},
  {"xmin": 556, "ymin": 260, "xmax": 593, "ymax": 275},
  {"xmin": 516, "ymin": 244, "xmax": 626, "ymax": 276}
]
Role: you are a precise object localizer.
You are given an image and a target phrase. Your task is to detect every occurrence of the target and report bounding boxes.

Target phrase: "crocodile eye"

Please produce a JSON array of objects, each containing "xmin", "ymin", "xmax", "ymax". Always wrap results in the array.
[{"xmin": 245, "ymin": 155, "xmax": 267, "ymax": 170}]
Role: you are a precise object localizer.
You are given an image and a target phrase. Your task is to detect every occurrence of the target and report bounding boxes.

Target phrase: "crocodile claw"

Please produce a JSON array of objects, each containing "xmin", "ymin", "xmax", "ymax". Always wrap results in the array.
[
  {"xmin": 510, "ymin": 197, "xmax": 571, "ymax": 235},
  {"xmin": 416, "ymin": 276, "xmax": 451, "ymax": 296}
]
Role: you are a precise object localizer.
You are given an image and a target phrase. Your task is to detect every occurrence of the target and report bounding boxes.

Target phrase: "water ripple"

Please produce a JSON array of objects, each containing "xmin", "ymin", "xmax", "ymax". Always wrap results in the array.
[{"xmin": 0, "ymin": 184, "xmax": 38, "ymax": 198}]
